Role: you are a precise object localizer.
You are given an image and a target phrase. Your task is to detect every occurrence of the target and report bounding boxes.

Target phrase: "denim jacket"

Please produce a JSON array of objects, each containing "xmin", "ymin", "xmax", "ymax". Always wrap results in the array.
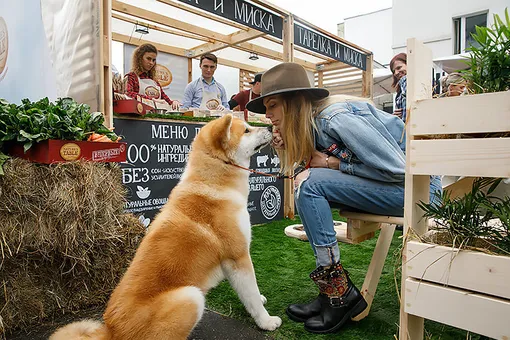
[{"xmin": 314, "ymin": 101, "xmax": 406, "ymax": 183}]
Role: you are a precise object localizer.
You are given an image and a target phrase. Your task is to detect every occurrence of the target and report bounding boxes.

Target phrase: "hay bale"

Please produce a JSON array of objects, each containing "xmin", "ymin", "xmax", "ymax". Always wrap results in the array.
[{"xmin": 0, "ymin": 159, "xmax": 145, "ymax": 335}]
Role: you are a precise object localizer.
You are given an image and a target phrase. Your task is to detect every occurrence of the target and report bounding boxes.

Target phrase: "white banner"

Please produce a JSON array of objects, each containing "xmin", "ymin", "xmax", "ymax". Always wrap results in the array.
[{"xmin": 0, "ymin": 0, "xmax": 57, "ymax": 103}]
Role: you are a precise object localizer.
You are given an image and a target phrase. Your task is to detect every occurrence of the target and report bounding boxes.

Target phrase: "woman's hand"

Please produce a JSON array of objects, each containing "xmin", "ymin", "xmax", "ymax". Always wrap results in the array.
[
  {"xmin": 294, "ymin": 169, "xmax": 309, "ymax": 189},
  {"xmin": 393, "ymin": 108, "xmax": 403, "ymax": 118},
  {"xmin": 171, "ymin": 100, "xmax": 181, "ymax": 111},
  {"xmin": 272, "ymin": 129, "xmax": 284, "ymax": 149},
  {"xmin": 309, "ymin": 150, "xmax": 340, "ymax": 169}
]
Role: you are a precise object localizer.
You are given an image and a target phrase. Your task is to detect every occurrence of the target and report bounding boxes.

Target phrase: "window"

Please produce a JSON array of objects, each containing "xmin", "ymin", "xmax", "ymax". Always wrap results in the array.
[{"xmin": 453, "ymin": 12, "xmax": 487, "ymax": 54}]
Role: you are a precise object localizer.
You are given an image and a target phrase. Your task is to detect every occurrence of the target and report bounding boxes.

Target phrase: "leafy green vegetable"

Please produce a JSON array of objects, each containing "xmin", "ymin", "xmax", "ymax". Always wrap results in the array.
[{"xmin": 0, "ymin": 97, "xmax": 119, "ymax": 153}]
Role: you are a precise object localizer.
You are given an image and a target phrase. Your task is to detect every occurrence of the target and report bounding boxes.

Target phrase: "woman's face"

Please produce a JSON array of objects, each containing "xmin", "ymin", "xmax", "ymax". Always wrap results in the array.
[
  {"xmin": 141, "ymin": 52, "xmax": 157, "ymax": 72},
  {"xmin": 392, "ymin": 60, "xmax": 407, "ymax": 80},
  {"xmin": 263, "ymin": 95, "xmax": 284, "ymax": 129},
  {"xmin": 448, "ymin": 83, "xmax": 467, "ymax": 96}
]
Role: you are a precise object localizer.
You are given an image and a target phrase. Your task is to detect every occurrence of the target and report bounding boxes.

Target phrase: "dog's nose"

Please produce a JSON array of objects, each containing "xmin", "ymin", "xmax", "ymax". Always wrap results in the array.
[{"xmin": 266, "ymin": 126, "xmax": 273, "ymax": 133}]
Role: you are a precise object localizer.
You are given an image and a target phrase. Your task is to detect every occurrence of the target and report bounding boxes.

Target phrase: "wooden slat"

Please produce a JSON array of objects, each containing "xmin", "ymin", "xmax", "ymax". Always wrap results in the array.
[
  {"xmin": 400, "ymin": 37, "xmax": 433, "ymax": 340},
  {"xmin": 362, "ymin": 54, "xmax": 373, "ymax": 98},
  {"xmin": 112, "ymin": 33, "xmax": 265, "ymax": 73},
  {"xmin": 411, "ymin": 91, "xmax": 510, "ymax": 136},
  {"xmin": 409, "ymin": 138, "xmax": 510, "ymax": 177},
  {"xmin": 112, "ymin": 1, "xmax": 230, "ymax": 43},
  {"xmin": 342, "ymin": 212, "xmax": 403, "ymax": 225},
  {"xmin": 407, "ymin": 241, "xmax": 510, "ymax": 299},
  {"xmin": 189, "ymin": 28, "xmax": 265, "ymax": 57},
  {"xmin": 405, "ymin": 278, "xmax": 510, "ymax": 340},
  {"xmin": 112, "ymin": 12, "xmax": 210, "ymax": 42}
]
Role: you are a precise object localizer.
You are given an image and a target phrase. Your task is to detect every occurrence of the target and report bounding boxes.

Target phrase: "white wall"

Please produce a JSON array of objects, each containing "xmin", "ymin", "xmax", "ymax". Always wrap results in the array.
[
  {"xmin": 392, "ymin": 0, "xmax": 509, "ymax": 58},
  {"xmin": 344, "ymin": 8, "xmax": 393, "ymax": 66}
]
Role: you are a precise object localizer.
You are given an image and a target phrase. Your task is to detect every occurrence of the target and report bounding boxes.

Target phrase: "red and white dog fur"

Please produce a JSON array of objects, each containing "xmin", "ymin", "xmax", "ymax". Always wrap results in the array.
[{"xmin": 50, "ymin": 115, "xmax": 281, "ymax": 340}]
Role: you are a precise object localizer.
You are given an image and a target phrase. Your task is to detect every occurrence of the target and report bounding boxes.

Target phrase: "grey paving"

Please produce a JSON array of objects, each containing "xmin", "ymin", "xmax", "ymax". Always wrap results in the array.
[{"xmin": 6, "ymin": 308, "xmax": 271, "ymax": 340}]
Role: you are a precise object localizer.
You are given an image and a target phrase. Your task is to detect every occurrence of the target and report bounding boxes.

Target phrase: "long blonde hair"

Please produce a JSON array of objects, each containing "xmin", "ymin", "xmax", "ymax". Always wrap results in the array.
[
  {"xmin": 130, "ymin": 43, "xmax": 157, "ymax": 79},
  {"xmin": 276, "ymin": 92, "xmax": 316, "ymax": 174},
  {"xmin": 277, "ymin": 93, "xmax": 373, "ymax": 174}
]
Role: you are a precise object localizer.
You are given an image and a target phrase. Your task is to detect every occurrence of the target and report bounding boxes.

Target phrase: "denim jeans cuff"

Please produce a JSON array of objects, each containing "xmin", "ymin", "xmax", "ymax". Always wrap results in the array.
[{"xmin": 314, "ymin": 242, "xmax": 340, "ymax": 267}]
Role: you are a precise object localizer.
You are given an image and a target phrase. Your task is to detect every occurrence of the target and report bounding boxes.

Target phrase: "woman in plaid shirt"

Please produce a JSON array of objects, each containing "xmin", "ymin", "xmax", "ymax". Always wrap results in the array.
[
  {"xmin": 125, "ymin": 44, "xmax": 180, "ymax": 110},
  {"xmin": 390, "ymin": 53, "xmax": 407, "ymax": 123}
]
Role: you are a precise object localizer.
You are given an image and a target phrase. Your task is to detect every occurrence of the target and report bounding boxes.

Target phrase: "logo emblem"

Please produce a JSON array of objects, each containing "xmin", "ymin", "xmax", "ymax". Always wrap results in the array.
[
  {"xmin": 136, "ymin": 186, "xmax": 151, "ymax": 199},
  {"xmin": 205, "ymin": 98, "xmax": 220, "ymax": 110},
  {"xmin": 60, "ymin": 143, "xmax": 81, "ymax": 161},
  {"xmin": 145, "ymin": 86, "xmax": 160, "ymax": 99},
  {"xmin": 136, "ymin": 102, "xmax": 143, "ymax": 114},
  {"xmin": 260, "ymin": 186, "xmax": 281, "ymax": 220},
  {"xmin": 155, "ymin": 64, "xmax": 172, "ymax": 87}
]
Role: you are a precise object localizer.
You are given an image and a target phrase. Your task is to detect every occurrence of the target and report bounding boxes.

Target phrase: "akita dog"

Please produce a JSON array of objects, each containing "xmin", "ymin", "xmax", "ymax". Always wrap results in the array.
[{"xmin": 51, "ymin": 115, "xmax": 281, "ymax": 340}]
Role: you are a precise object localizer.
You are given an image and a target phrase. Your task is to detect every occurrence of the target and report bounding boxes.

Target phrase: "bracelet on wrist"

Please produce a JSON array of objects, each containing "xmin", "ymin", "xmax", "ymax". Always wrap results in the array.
[{"xmin": 325, "ymin": 156, "xmax": 330, "ymax": 169}]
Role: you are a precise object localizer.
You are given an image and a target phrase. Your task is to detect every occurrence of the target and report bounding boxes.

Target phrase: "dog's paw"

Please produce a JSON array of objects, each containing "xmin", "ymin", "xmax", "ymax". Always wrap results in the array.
[
  {"xmin": 256, "ymin": 315, "xmax": 282, "ymax": 331},
  {"xmin": 260, "ymin": 294, "xmax": 267, "ymax": 305}
]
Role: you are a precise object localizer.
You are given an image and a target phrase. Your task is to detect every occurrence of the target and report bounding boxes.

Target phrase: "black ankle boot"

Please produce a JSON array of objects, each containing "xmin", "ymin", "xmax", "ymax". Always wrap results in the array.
[
  {"xmin": 286, "ymin": 294, "xmax": 327, "ymax": 322},
  {"xmin": 304, "ymin": 263, "xmax": 367, "ymax": 334}
]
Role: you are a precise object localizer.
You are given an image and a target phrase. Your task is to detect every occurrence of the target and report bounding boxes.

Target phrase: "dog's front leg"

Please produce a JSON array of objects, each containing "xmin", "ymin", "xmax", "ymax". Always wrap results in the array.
[{"xmin": 223, "ymin": 257, "xmax": 282, "ymax": 331}]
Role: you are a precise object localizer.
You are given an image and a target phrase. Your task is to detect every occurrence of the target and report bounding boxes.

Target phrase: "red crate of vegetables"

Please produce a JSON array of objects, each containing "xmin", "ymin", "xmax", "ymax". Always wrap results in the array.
[{"xmin": 6, "ymin": 139, "xmax": 127, "ymax": 164}]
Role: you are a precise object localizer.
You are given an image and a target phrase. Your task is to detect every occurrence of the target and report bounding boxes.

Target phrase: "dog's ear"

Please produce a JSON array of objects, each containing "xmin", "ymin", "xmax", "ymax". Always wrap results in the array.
[{"xmin": 218, "ymin": 114, "xmax": 233, "ymax": 145}]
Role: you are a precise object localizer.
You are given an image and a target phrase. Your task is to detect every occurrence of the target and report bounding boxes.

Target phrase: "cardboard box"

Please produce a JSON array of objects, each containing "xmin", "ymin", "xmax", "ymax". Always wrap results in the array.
[{"xmin": 6, "ymin": 140, "xmax": 127, "ymax": 164}]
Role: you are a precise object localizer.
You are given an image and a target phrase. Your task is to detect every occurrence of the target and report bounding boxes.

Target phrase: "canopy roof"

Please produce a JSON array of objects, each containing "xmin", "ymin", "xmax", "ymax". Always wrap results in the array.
[{"xmin": 111, "ymin": 0, "xmax": 372, "ymax": 73}]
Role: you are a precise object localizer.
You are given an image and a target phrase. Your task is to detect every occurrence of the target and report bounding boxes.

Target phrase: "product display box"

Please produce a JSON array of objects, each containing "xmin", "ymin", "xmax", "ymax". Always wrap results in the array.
[
  {"xmin": 6, "ymin": 140, "xmax": 127, "ymax": 164},
  {"xmin": 113, "ymin": 99, "xmax": 154, "ymax": 116}
]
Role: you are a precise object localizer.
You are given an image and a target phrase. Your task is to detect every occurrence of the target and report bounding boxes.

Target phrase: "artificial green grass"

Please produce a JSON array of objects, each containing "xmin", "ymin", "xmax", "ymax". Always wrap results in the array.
[{"xmin": 205, "ymin": 211, "xmax": 486, "ymax": 340}]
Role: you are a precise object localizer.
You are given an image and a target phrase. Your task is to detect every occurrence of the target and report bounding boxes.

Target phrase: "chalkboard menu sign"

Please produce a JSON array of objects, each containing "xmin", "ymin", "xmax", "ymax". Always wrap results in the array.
[{"xmin": 113, "ymin": 118, "xmax": 284, "ymax": 227}]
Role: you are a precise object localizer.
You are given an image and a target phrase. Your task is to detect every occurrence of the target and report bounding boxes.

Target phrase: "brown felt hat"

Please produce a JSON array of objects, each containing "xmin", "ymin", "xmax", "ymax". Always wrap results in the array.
[{"xmin": 245, "ymin": 63, "xmax": 329, "ymax": 114}]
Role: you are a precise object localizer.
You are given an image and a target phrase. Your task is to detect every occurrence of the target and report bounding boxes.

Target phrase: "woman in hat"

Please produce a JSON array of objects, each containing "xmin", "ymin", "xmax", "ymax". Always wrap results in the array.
[{"xmin": 246, "ymin": 63, "xmax": 441, "ymax": 334}]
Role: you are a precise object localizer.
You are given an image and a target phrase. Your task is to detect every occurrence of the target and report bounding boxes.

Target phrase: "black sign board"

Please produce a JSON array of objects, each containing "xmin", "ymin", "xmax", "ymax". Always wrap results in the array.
[
  {"xmin": 177, "ymin": 0, "xmax": 283, "ymax": 39},
  {"xmin": 294, "ymin": 23, "xmax": 367, "ymax": 70},
  {"xmin": 114, "ymin": 118, "xmax": 284, "ymax": 228}
]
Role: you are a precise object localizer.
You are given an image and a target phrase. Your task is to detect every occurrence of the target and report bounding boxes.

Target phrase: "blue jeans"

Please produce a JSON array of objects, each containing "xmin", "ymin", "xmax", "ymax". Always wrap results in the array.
[{"xmin": 295, "ymin": 168, "xmax": 441, "ymax": 267}]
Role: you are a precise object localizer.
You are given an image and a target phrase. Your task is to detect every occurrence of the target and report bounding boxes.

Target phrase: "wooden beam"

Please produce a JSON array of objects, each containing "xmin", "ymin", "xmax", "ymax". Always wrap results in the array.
[
  {"xmin": 283, "ymin": 15, "xmax": 294, "ymax": 62},
  {"xmin": 112, "ymin": 32, "xmax": 187, "ymax": 57},
  {"xmin": 100, "ymin": 0, "xmax": 112, "ymax": 128},
  {"xmin": 188, "ymin": 58, "xmax": 192, "ymax": 83},
  {"xmin": 317, "ymin": 71, "xmax": 324, "ymax": 87},
  {"xmin": 189, "ymin": 28, "xmax": 265, "ymax": 57},
  {"xmin": 362, "ymin": 54, "xmax": 374, "ymax": 98},
  {"xmin": 113, "ymin": 32, "xmax": 264, "ymax": 73},
  {"xmin": 112, "ymin": 0, "xmax": 230, "ymax": 43},
  {"xmin": 318, "ymin": 61, "xmax": 352, "ymax": 72},
  {"xmin": 112, "ymin": 12, "xmax": 211, "ymax": 42}
]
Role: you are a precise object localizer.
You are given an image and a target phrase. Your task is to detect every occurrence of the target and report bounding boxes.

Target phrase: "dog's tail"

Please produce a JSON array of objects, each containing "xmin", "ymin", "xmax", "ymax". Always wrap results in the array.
[{"xmin": 49, "ymin": 319, "xmax": 109, "ymax": 340}]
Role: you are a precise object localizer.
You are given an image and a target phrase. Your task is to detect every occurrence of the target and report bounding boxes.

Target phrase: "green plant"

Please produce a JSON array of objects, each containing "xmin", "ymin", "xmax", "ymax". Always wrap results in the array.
[
  {"xmin": 461, "ymin": 8, "xmax": 510, "ymax": 94},
  {"xmin": 418, "ymin": 178, "xmax": 510, "ymax": 255},
  {"xmin": 0, "ymin": 97, "xmax": 118, "ymax": 152}
]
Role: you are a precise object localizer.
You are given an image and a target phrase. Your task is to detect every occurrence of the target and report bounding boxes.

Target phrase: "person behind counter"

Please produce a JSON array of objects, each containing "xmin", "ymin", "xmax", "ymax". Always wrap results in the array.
[
  {"xmin": 125, "ymin": 43, "xmax": 181, "ymax": 111},
  {"xmin": 390, "ymin": 53, "xmax": 407, "ymax": 122},
  {"xmin": 182, "ymin": 53, "xmax": 229, "ymax": 111},
  {"xmin": 229, "ymin": 73, "xmax": 262, "ymax": 120}
]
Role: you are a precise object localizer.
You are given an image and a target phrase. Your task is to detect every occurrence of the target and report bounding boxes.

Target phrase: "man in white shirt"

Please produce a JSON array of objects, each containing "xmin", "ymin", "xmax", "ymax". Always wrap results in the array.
[{"xmin": 182, "ymin": 53, "xmax": 229, "ymax": 110}]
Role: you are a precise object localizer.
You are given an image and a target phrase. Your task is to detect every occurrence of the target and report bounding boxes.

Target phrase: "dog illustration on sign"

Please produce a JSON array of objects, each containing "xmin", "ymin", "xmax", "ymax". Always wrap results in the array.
[{"xmin": 257, "ymin": 155, "xmax": 269, "ymax": 167}]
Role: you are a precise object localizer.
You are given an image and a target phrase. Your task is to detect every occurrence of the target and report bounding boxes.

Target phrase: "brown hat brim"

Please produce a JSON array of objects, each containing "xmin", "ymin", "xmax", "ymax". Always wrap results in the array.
[{"xmin": 246, "ymin": 87, "xmax": 329, "ymax": 114}]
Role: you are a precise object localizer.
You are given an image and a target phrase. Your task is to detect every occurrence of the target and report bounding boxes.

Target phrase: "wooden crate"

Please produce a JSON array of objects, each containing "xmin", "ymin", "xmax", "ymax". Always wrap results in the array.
[
  {"xmin": 406, "ymin": 241, "xmax": 510, "ymax": 300},
  {"xmin": 399, "ymin": 38, "xmax": 510, "ymax": 340}
]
